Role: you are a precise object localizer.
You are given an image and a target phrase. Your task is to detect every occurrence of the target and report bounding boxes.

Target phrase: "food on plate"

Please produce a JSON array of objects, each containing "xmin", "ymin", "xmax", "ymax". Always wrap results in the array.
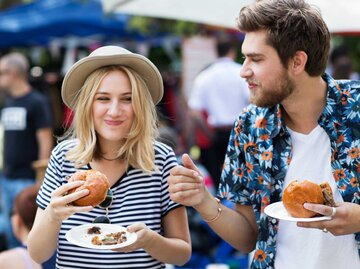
[
  {"xmin": 91, "ymin": 231, "xmax": 127, "ymax": 246},
  {"xmin": 67, "ymin": 170, "xmax": 110, "ymax": 206},
  {"xmin": 87, "ymin": 226, "xmax": 101, "ymax": 234},
  {"xmin": 282, "ymin": 180, "xmax": 336, "ymax": 218}
]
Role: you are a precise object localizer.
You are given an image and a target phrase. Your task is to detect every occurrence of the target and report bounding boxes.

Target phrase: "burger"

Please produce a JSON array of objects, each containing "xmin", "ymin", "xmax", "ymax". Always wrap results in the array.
[
  {"xmin": 282, "ymin": 180, "xmax": 336, "ymax": 218},
  {"xmin": 67, "ymin": 170, "xmax": 110, "ymax": 206}
]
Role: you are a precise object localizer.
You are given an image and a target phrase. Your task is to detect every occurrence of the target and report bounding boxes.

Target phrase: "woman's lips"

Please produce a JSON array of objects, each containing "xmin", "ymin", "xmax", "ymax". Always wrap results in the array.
[{"xmin": 104, "ymin": 120, "xmax": 123, "ymax": 126}]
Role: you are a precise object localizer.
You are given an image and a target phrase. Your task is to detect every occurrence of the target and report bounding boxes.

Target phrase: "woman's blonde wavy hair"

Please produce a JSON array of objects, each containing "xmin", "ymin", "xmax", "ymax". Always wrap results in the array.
[{"xmin": 62, "ymin": 65, "xmax": 159, "ymax": 172}]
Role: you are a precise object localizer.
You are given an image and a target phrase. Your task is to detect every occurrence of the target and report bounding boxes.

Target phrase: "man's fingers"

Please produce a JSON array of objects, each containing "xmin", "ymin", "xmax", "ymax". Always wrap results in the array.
[
  {"xmin": 170, "ymin": 188, "xmax": 200, "ymax": 202},
  {"xmin": 303, "ymin": 203, "xmax": 336, "ymax": 217},
  {"xmin": 182, "ymin": 153, "xmax": 202, "ymax": 174}
]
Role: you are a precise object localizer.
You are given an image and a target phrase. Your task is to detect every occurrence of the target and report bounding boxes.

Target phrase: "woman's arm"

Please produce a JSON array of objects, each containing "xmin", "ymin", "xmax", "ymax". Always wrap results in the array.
[
  {"xmin": 117, "ymin": 206, "xmax": 191, "ymax": 266},
  {"xmin": 28, "ymin": 181, "xmax": 92, "ymax": 263},
  {"xmin": 145, "ymin": 206, "xmax": 191, "ymax": 265}
]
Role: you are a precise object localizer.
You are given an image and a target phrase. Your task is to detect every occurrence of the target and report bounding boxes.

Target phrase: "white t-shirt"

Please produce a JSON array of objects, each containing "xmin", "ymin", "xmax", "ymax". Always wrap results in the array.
[{"xmin": 275, "ymin": 125, "xmax": 360, "ymax": 269}]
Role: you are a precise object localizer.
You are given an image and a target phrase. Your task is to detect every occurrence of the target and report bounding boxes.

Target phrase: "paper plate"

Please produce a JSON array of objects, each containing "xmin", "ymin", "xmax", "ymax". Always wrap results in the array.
[
  {"xmin": 65, "ymin": 223, "xmax": 137, "ymax": 249},
  {"xmin": 264, "ymin": 202, "xmax": 332, "ymax": 222}
]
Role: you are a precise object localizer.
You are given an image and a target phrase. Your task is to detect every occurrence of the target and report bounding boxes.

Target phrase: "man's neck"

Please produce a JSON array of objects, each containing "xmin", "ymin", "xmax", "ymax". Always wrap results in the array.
[
  {"xmin": 9, "ymin": 81, "xmax": 31, "ymax": 97},
  {"xmin": 281, "ymin": 76, "xmax": 327, "ymax": 134}
]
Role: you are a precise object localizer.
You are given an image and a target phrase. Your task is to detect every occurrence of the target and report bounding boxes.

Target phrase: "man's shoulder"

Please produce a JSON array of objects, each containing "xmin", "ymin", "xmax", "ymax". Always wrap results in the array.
[{"xmin": 239, "ymin": 104, "xmax": 277, "ymax": 121}]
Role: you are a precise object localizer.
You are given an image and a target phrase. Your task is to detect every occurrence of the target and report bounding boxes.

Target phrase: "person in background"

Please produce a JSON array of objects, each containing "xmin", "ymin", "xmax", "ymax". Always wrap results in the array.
[
  {"xmin": 0, "ymin": 184, "xmax": 56, "ymax": 269},
  {"xmin": 188, "ymin": 39, "xmax": 250, "ymax": 188},
  {"xmin": 28, "ymin": 46, "xmax": 191, "ymax": 269},
  {"xmin": 168, "ymin": 1, "xmax": 360, "ymax": 268},
  {"xmin": 329, "ymin": 45, "xmax": 359, "ymax": 80},
  {"xmin": 0, "ymin": 52, "xmax": 53, "ymax": 249}
]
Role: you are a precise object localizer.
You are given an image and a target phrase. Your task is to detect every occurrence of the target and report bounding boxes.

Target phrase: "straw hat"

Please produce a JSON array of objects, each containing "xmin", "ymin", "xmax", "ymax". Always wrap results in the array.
[{"xmin": 61, "ymin": 46, "xmax": 164, "ymax": 109}]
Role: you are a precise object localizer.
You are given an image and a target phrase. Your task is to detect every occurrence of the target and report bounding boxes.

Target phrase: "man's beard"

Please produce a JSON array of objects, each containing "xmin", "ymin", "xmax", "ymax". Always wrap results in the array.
[{"xmin": 250, "ymin": 70, "xmax": 295, "ymax": 108}]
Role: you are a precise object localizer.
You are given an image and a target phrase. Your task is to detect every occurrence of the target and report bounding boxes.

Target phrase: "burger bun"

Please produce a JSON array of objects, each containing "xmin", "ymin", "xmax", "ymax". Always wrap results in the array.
[{"xmin": 67, "ymin": 170, "xmax": 110, "ymax": 207}]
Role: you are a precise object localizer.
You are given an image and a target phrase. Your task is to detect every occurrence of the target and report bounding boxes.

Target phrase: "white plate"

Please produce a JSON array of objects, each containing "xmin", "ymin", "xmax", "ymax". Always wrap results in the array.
[
  {"xmin": 65, "ymin": 223, "xmax": 137, "ymax": 249},
  {"xmin": 264, "ymin": 202, "xmax": 332, "ymax": 222}
]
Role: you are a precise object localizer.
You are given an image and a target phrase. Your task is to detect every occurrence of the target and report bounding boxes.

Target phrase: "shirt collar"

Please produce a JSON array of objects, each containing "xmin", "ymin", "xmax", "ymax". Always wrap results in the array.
[{"xmin": 267, "ymin": 73, "xmax": 340, "ymax": 138}]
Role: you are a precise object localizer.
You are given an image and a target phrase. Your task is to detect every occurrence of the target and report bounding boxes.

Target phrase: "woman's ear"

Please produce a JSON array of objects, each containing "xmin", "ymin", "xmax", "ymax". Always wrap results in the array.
[{"xmin": 290, "ymin": 51, "xmax": 308, "ymax": 75}]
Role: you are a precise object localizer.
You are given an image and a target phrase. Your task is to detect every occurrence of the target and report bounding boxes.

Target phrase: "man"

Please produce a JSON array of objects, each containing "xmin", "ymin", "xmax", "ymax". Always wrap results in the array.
[
  {"xmin": 0, "ymin": 52, "xmax": 53, "ymax": 248},
  {"xmin": 188, "ymin": 40, "xmax": 249, "ymax": 188},
  {"xmin": 168, "ymin": 1, "xmax": 360, "ymax": 268}
]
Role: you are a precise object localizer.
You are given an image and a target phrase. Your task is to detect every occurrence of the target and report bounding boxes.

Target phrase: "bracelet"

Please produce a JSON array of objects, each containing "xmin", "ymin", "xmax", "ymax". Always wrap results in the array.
[{"xmin": 203, "ymin": 198, "xmax": 222, "ymax": 223}]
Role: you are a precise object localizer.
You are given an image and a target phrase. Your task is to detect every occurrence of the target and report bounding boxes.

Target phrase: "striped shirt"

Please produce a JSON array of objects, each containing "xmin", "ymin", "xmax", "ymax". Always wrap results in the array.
[{"xmin": 36, "ymin": 139, "xmax": 180, "ymax": 269}]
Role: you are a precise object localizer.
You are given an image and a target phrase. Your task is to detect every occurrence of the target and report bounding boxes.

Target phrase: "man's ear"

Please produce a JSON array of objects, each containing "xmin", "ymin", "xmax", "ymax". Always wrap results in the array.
[{"xmin": 290, "ymin": 51, "xmax": 308, "ymax": 75}]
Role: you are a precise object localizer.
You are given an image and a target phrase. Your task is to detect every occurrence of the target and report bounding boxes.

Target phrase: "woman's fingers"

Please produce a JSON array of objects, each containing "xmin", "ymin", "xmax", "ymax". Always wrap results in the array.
[{"xmin": 51, "ymin": 180, "xmax": 84, "ymax": 197}]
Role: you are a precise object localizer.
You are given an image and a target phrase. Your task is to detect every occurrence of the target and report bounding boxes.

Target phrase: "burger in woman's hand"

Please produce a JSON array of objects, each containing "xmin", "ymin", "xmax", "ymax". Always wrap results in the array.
[
  {"xmin": 67, "ymin": 170, "xmax": 110, "ymax": 206},
  {"xmin": 282, "ymin": 179, "xmax": 336, "ymax": 218}
]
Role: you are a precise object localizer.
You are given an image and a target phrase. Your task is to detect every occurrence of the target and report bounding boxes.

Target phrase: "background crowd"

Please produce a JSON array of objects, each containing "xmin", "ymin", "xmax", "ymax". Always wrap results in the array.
[{"xmin": 0, "ymin": 0, "xmax": 359, "ymax": 268}]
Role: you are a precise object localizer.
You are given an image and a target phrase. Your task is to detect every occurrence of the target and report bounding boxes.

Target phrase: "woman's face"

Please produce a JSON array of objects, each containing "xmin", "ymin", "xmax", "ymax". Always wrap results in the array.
[{"xmin": 92, "ymin": 69, "xmax": 134, "ymax": 145}]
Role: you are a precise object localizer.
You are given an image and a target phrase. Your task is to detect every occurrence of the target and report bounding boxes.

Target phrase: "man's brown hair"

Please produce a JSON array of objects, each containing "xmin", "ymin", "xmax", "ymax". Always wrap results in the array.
[{"xmin": 237, "ymin": 0, "xmax": 330, "ymax": 76}]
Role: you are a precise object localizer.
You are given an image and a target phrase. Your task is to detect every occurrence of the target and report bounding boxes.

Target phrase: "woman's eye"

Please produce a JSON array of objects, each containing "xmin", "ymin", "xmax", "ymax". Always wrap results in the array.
[
  {"xmin": 122, "ymin": 96, "xmax": 132, "ymax": 102},
  {"xmin": 96, "ymin": 96, "xmax": 109, "ymax": 101}
]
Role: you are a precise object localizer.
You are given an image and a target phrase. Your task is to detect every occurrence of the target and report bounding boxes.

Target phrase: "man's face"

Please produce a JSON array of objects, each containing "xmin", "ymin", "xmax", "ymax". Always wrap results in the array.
[
  {"xmin": 240, "ymin": 30, "xmax": 295, "ymax": 108},
  {"xmin": 0, "ymin": 60, "xmax": 12, "ymax": 92}
]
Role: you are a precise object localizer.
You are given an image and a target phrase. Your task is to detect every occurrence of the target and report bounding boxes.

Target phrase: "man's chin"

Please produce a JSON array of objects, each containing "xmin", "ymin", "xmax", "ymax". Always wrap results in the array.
[{"xmin": 250, "ymin": 98, "xmax": 276, "ymax": 108}]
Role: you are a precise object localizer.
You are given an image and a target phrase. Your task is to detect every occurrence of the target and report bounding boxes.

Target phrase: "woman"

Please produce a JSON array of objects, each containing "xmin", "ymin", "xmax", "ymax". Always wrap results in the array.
[{"xmin": 28, "ymin": 46, "xmax": 191, "ymax": 268}]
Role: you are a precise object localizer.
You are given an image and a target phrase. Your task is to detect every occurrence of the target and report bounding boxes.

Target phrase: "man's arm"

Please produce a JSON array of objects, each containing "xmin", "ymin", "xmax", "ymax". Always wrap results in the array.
[
  {"xmin": 168, "ymin": 154, "xmax": 258, "ymax": 253},
  {"xmin": 36, "ymin": 127, "xmax": 53, "ymax": 160}
]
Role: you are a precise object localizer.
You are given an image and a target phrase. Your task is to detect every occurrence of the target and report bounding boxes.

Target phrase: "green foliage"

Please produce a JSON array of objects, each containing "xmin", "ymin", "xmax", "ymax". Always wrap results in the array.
[{"xmin": 128, "ymin": 16, "xmax": 200, "ymax": 36}]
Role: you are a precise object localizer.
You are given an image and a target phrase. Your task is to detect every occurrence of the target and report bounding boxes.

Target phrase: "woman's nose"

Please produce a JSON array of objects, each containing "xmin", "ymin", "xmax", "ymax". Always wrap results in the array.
[{"xmin": 107, "ymin": 101, "xmax": 121, "ymax": 116}]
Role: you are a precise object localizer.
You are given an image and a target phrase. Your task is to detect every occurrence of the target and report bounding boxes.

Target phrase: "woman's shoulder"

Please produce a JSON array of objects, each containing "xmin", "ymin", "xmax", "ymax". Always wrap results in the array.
[
  {"xmin": 154, "ymin": 140, "xmax": 175, "ymax": 156},
  {"xmin": 53, "ymin": 139, "xmax": 78, "ymax": 153}
]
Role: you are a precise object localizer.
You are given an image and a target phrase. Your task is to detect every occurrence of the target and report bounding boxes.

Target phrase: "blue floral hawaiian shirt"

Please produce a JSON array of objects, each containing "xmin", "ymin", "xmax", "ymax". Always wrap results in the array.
[{"xmin": 218, "ymin": 73, "xmax": 360, "ymax": 269}]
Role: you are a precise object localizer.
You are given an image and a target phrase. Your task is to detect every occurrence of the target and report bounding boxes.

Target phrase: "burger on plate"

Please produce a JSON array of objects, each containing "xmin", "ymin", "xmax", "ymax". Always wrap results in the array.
[{"xmin": 282, "ymin": 179, "xmax": 336, "ymax": 218}]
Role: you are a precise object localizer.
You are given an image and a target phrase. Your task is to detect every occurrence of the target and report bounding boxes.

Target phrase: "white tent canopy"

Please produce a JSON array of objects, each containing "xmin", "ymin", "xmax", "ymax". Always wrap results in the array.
[{"xmin": 102, "ymin": 0, "xmax": 360, "ymax": 34}]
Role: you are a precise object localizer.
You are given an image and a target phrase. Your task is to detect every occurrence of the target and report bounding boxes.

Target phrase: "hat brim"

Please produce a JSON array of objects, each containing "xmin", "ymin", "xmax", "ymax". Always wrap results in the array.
[{"xmin": 61, "ymin": 53, "xmax": 163, "ymax": 109}]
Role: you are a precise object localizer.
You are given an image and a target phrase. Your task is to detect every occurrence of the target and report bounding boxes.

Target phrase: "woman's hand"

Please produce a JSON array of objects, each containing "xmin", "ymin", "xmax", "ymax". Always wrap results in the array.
[
  {"xmin": 45, "ymin": 180, "xmax": 93, "ymax": 222},
  {"xmin": 297, "ymin": 202, "xmax": 360, "ymax": 235},
  {"xmin": 112, "ymin": 222, "xmax": 154, "ymax": 253}
]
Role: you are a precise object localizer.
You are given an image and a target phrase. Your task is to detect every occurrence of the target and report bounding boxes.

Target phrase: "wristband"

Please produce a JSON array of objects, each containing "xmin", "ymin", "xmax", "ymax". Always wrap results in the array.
[{"xmin": 203, "ymin": 198, "xmax": 222, "ymax": 223}]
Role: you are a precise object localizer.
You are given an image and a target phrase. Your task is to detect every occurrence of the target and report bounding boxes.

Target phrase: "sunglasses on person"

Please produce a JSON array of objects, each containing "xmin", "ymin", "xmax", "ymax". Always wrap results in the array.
[{"xmin": 93, "ymin": 189, "xmax": 114, "ymax": 224}]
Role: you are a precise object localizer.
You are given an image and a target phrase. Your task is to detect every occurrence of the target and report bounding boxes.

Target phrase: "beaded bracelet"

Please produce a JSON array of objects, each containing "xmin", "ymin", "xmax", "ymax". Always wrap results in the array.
[{"xmin": 203, "ymin": 198, "xmax": 222, "ymax": 223}]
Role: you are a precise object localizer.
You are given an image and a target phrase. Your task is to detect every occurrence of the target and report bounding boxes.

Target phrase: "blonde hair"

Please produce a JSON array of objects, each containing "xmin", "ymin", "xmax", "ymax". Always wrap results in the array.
[{"xmin": 63, "ymin": 65, "xmax": 159, "ymax": 172}]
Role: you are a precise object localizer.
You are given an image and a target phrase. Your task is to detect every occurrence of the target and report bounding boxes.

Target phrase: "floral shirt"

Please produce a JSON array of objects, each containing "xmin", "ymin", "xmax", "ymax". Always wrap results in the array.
[{"xmin": 218, "ymin": 73, "xmax": 360, "ymax": 269}]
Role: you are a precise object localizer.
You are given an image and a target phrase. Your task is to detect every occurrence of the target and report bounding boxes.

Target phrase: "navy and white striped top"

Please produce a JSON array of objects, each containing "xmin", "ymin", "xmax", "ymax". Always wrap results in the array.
[{"xmin": 36, "ymin": 139, "xmax": 181, "ymax": 269}]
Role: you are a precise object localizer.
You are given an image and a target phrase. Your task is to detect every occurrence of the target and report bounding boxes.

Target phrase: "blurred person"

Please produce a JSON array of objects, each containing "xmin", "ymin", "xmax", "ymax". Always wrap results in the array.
[
  {"xmin": 0, "ymin": 184, "xmax": 42, "ymax": 269},
  {"xmin": 168, "ymin": 1, "xmax": 360, "ymax": 269},
  {"xmin": 28, "ymin": 46, "xmax": 191, "ymax": 268},
  {"xmin": 0, "ymin": 52, "xmax": 53, "ymax": 249},
  {"xmin": 158, "ymin": 125, "xmax": 215, "ymax": 194},
  {"xmin": 188, "ymin": 39, "xmax": 250, "ymax": 188},
  {"xmin": 0, "ymin": 184, "xmax": 56, "ymax": 269},
  {"xmin": 329, "ymin": 45, "xmax": 359, "ymax": 80}
]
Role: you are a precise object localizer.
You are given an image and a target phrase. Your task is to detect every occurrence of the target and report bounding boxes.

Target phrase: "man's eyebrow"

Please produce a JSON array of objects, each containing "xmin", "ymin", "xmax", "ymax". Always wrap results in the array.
[{"xmin": 243, "ymin": 53, "xmax": 264, "ymax": 57}]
